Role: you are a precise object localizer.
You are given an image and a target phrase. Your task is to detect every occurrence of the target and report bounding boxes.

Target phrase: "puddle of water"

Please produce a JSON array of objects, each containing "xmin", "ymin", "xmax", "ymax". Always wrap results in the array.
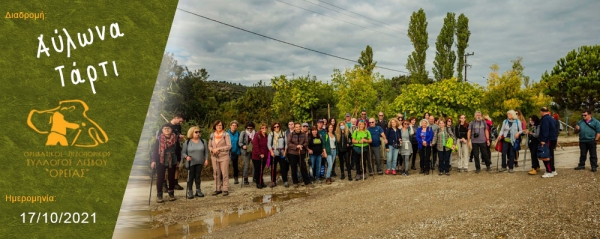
[
  {"xmin": 252, "ymin": 192, "xmax": 309, "ymax": 203},
  {"xmin": 120, "ymin": 205, "xmax": 281, "ymax": 238}
]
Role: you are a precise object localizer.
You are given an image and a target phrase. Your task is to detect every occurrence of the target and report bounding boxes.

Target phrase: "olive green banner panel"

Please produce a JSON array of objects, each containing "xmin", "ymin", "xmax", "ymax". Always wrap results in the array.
[{"xmin": 0, "ymin": 1, "xmax": 179, "ymax": 238}]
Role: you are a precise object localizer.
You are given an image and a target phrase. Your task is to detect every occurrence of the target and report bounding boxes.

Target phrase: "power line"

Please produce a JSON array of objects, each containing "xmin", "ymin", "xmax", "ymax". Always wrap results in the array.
[
  {"xmin": 303, "ymin": 0, "xmax": 406, "ymax": 34},
  {"xmin": 176, "ymin": 8, "xmax": 409, "ymax": 74},
  {"xmin": 274, "ymin": 0, "xmax": 402, "ymax": 41}
]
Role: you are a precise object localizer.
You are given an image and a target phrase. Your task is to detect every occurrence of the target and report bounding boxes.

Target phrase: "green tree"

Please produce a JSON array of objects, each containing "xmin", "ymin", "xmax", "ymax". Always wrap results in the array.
[
  {"xmin": 482, "ymin": 58, "xmax": 552, "ymax": 122},
  {"xmin": 391, "ymin": 77, "xmax": 484, "ymax": 119},
  {"xmin": 235, "ymin": 80, "xmax": 273, "ymax": 124},
  {"xmin": 331, "ymin": 66, "xmax": 378, "ymax": 118},
  {"xmin": 271, "ymin": 74, "xmax": 322, "ymax": 123},
  {"xmin": 455, "ymin": 13, "xmax": 470, "ymax": 81},
  {"xmin": 541, "ymin": 45, "xmax": 600, "ymax": 112},
  {"xmin": 433, "ymin": 12, "xmax": 457, "ymax": 81},
  {"xmin": 406, "ymin": 8, "xmax": 429, "ymax": 84},
  {"xmin": 357, "ymin": 45, "xmax": 377, "ymax": 76}
]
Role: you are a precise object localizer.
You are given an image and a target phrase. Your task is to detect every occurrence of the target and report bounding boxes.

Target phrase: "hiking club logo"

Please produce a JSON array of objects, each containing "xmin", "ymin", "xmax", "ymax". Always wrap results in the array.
[{"xmin": 27, "ymin": 100, "xmax": 108, "ymax": 147}]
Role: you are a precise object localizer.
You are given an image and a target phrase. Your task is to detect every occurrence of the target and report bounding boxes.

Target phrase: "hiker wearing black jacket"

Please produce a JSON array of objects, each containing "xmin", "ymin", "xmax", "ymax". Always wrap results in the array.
[
  {"xmin": 539, "ymin": 107, "xmax": 558, "ymax": 178},
  {"xmin": 336, "ymin": 122, "xmax": 352, "ymax": 180}
]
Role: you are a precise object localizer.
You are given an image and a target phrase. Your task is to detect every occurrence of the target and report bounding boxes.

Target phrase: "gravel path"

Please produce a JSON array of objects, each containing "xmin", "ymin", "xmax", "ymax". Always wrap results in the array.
[{"xmin": 150, "ymin": 167, "xmax": 600, "ymax": 238}]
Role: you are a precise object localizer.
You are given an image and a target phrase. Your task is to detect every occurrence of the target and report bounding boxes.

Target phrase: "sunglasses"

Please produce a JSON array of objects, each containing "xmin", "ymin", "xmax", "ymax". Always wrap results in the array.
[
  {"xmin": 369, "ymin": 122, "xmax": 375, "ymax": 124},
  {"xmin": 582, "ymin": 114, "xmax": 588, "ymax": 117},
  {"xmin": 302, "ymin": 126, "xmax": 308, "ymax": 127},
  {"xmin": 362, "ymin": 113, "xmax": 366, "ymax": 115},
  {"xmin": 246, "ymin": 127, "xmax": 253, "ymax": 130},
  {"xmin": 194, "ymin": 131, "xmax": 200, "ymax": 134},
  {"xmin": 379, "ymin": 115, "xmax": 384, "ymax": 116},
  {"xmin": 274, "ymin": 126, "xmax": 280, "ymax": 128}
]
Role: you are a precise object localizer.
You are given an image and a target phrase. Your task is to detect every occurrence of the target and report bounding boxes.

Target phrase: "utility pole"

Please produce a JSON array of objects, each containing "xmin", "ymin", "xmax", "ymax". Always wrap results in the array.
[{"xmin": 464, "ymin": 52, "xmax": 474, "ymax": 82}]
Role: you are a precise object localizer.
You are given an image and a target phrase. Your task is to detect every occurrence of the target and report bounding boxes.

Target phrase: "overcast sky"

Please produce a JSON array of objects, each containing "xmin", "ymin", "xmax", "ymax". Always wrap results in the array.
[{"xmin": 164, "ymin": 0, "xmax": 600, "ymax": 86}]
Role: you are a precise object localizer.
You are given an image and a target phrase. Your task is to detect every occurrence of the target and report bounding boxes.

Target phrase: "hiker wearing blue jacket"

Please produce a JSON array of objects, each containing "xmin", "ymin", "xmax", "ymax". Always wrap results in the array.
[
  {"xmin": 574, "ymin": 109, "xmax": 600, "ymax": 172},
  {"xmin": 416, "ymin": 119, "xmax": 434, "ymax": 175},
  {"xmin": 539, "ymin": 107, "xmax": 558, "ymax": 178}
]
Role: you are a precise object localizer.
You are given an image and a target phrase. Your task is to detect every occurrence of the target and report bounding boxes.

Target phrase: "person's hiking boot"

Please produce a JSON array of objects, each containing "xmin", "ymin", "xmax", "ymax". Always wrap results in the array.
[
  {"xmin": 234, "ymin": 178, "xmax": 239, "ymax": 184},
  {"xmin": 486, "ymin": 166, "xmax": 491, "ymax": 172},
  {"xmin": 445, "ymin": 171, "xmax": 450, "ymax": 176},
  {"xmin": 535, "ymin": 167, "xmax": 540, "ymax": 172},
  {"xmin": 187, "ymin": 190, "xmax": 194, "ymax": 199},
  {"xmin": 499, "ymin": 168, "xmax": 507, "ymax": 172},
  {"xmin": 212, "ymin": 191, "xmax": 222, "ymax": 195},
  {"xmin": 223, "ymin": 191, "xmax": 229, "ymax": 196},
  {"xmin": 385, "ymin": 169, "xmax": 390, "ymax": 175},
  {"xmin": 243, "ymin": 178, "xmax": 249, "ymax": 185},
  {"xmin": 392, "ymin": 170, "xmax": 397, "ymax": 175},
  {"xmin": 156, "ymin": 193, "xmax": 164, "ymax": 203},
  {"xmin": 195, "ymin": 190, "xmax": 204, "ymax": 197},
  {"xmin": 508, "ymin": 169, "xmax": 514, "ymax": 173},
  {"xmin": 174, "ymin": 183, "xmax": 184, "ymax": 190},
  {"xmin": 355, "ymin": 174, "xmax": 361, "ymax": 181},
  {"xmin": 348, "ymin": 174, "xmax": 353, "ymax": 181},
  {"xmin": 257, "ymin": 183, "xmax": 263, "ymax": 189},
  {"xmin": 552, "ymin": 171, "xmax": 558, "ymax": 176},
  {"xmin": 514, "ymin": 161, "xmax": 519, "ymax": 167},
  {"xmin": 168, "ymin": 192, "xmax": 176, "ymax": 201},
  {"xmin": 326, "ymin": 178, "xmax": 331, "ymax": 185},
  {"xmin": 269, "ymin": 182, "xmax": 276, "ymax": 188},
  {"xmin": 411, "ymin": 166, "xmax": 416, "ymax": 170},
  {"xmin": 574, "ymin": 166, "xmax": 586, "ymax": 170},
  {"xmin": 340, "ymin": 174, "xmax": 345, "ymax": 180},
  {"xmin": 378, "ymin": 170, "xmax": 383, "ymax": 175},
  {"xmin": 592, "ymin": 167, "xmax": 597, "ymax": 172},
  {"xmin": 284, "ymin": 182, "xmax": 290, "ymax": 187},
  {"xmin": 475, "ymin": 169, "xmax": 480, "ymax": 174},
  {"xmin": 439, "ymin": 172, "xmax": 443, "ymax": 176},
  {"xmin": 528, "ymin": 168, "xmax": 537, "ymax": 175}
]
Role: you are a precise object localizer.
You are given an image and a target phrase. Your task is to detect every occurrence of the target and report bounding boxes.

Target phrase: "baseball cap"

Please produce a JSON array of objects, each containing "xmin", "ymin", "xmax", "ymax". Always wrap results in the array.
[
  {"xmin": 302, "ymin": 122, "xmax": 309, "ymax": 127},
  {"xmin": 317, "ymin": 119, "xmax": 324, "ymax": 123},
  {"xmin": 345, "ymin": 113, "xmax": 351, "ymax": 117},
  {"xmin": 540, "ymin": 107, "xmax": 549, "ymax": 112}
]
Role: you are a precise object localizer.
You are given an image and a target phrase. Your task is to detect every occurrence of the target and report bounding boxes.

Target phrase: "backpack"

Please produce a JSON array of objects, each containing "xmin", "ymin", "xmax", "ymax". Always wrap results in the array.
[
  {"xmin": 270, "ymin": 131, "xmax": 286, "ymax": 149},
  {"xmin": 490, "ymin": 125, "xmax": 499, "ymax": 141}
]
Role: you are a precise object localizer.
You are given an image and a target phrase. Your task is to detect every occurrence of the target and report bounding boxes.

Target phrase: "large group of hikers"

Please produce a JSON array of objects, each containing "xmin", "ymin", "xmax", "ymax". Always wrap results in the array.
[{"xmin": 150, "ymin": 107, "xmax": 600, "ymax": 203}]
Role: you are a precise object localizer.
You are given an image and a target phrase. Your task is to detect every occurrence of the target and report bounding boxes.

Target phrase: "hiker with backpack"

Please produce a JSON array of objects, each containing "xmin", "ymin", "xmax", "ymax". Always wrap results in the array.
[
  {"xmin": 455, "ymin": 115, "xmax": 470, "ymax": 172},
  {"xmin": 238, "ymin": 121, "xmax": 256, "ymax": 185},
  {"xmin": 432, "ymin": 118, "xmax": 457, "ymax": 175},
  {"xmin": 336, "ymin": 121, "xmax": 352, "ymax": 180},
  {"xmin": 385, "ymin": 118, "xmax": 401, "ymax": 175},
  {"xmin": 498, "ymin": 110, "xmax": 523, "ymax": 173},
  {"xmin": 323, "ymin": 124, "xmax": 337, "ymax": 184},
  {"xmin": 468, "ymin": 111, "xmax": 491, "ymax": 173},
  {"xmin": 399, "ymin": 119, "xmax": 414, "ymax": 176},
  {"xmin": 181, "ymin": 126, "xmax": 209, "ymax": 199},
  {"xmin": 287, "ymin": 122, "xmax": 313, "ymax": 188},
  {"xmin": 428, "ymin": 116, "xmax": 439, "ymax": 170},
  {"xmin": 527, "ymin": 115, "xmax": 541, "ymax": 175},
  {"xmin": 573, "ymin": 109, "xmax": 600, "ymax": 172},
  {"xmin": 308, "ymin": 126, "xmax": 327, "ymax": 183},
  {"xmin": 445, "ymin": 117, "xmax": 455, "ymax": 171},
  {"xmin": 151, "ymin": 123, "xmax": 180, "ymax": 203},
  {"xmin": 268, "ymin": 122, "xmax": 288, "ymax": 187},
  {"xmin": 409, "ymin": 117, "xmax": 419, "ymax": 171},
  {"xmin": 208, "ymin": 120, "xmax": 232, "ymax": 196},
  {"xmin": 251, "ymin": 124, "xmax": 269, "ymax": 189},
  {"xmin": 416, "ymin": 119, "xmax": 434, "ymax": 175},
  {"xmin": 227, "ymin": 120, "xmax": 241, "ymax": 184},
  {"xmin": 538, "ymin": 107, "xmax": 558, "ymax": 178},
  {"xmin": 352, "ymin": 120, "xmax": 372, "ymax": 180},
  {"xmin": 514, "ymin": 110, "xmax": 527, "ymax": 167},
  {"xmin": 368, "ymin": 118, "xmax": 387, "ymax": 175}
]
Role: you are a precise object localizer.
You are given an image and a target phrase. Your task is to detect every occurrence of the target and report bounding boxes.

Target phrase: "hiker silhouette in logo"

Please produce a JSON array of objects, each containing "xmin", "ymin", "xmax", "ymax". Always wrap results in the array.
[{"xmin": 27, "ymin": 100, "xmax": 108, "ymax": 147}]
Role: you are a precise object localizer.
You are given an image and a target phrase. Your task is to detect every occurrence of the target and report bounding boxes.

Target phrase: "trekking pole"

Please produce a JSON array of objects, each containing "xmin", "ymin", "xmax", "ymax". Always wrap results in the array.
[
  {"xmin": 368, "ymin": 145, "xmax": 373, "ymax": 179},
  {"xmin": 187, "ymin": 160, "xmax": 191, "ymax": 201},
  {"xmin": 148, "ymin": 167, "xmax": 156, "ymax": 206},
  {"xmin": 523, "ymin": 134, "xmax": 528, "ymax": 168},
  {"xmin": 361, "ymin": 139, "xmax": 365, "ymax": 181}
]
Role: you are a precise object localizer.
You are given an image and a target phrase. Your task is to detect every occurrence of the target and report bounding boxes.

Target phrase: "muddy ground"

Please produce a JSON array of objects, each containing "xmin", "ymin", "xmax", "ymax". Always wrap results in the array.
[{"xmin": 148, "ymin": 159, "xmax": 600, "ymax": 238}]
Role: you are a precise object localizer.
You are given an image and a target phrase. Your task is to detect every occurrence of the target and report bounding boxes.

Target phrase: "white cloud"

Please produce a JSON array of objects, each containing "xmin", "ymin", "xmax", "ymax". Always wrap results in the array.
[{"xmin": 164, "ymin": 0, "xmax": 600, "ymax": 86}]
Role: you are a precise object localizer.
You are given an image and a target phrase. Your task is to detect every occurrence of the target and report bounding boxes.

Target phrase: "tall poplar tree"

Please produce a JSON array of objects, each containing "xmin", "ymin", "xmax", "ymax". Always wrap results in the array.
[
  {"xmin": 455, "ymin": 14, "xmax": 470, "ymax": 81},
  {"xmin": 406, "ymin": 8, "xmax": 429, "ymax": 84},
  {"xmin": 433, "ymin": 12, "xmax": 456, "ymax": 81}
]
